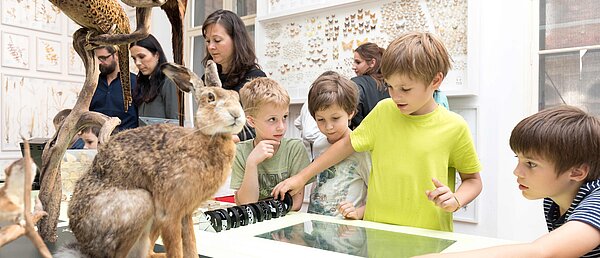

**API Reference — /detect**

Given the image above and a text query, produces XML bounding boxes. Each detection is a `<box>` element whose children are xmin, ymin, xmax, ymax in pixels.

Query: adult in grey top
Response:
<box><xmin>130</xmin><ymin>34</ymin><xmax>179</xmax><ymax>120</ymax></box>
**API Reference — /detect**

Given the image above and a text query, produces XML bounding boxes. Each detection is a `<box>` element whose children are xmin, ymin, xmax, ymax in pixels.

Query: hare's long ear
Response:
<box><xmin>204</xmin><ymin>60</ymin><xmax>222</xmax><ymax>88</ymax></box>
<box><xmin>161</xmin><ymin>62</ymin><xmax>204</xmax><ymax>94</ymax></box>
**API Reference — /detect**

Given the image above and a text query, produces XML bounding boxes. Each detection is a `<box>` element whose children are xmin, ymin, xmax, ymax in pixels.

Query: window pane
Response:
<box><xmin>539</xmin><ymin>0</ymin><xmax>600</xmax><ymax>50</ymax></box>
<box><xmin>236</xmin><ymin>0</ymin><xmax>257</xmax><ymax>17</ymax></box>
<box><xmin>246</xmin><ymin>25</ymin><xmax>255</xmax><ymax>42</ymax></box>
<box><xmin>192</xmin><ymin>36</ymin><xmax>206</xmax><ymax>76</ymax></box>
<box><xmin>194</xmin><ymin>0</ymin><xmax>223</xmax><ymax>27</ymax></box>
<box><xmin>539</xmin><ymin>50</ymin><xmax>600</xmax><ymax>115</ymax></box>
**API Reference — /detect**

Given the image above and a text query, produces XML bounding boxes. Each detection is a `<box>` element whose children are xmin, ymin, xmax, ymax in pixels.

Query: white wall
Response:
<box><xmin>470</xmin><ymin>0</ymin><xmax>546</xmax><ymax>241</ymax></box>
<box><xmin>152</xmin><ymin>11</ymin><xmax>175</xmax><ymax>62</ymax></box>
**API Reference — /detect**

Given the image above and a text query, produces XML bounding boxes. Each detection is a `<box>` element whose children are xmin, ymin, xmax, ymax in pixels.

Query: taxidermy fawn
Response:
<box><xmin>58</xmin><ymin>61</ymin><xmax>245</xmax><ymax>257</ymax></box>
<box><xmin>0</xmin><ymin>158</ymin><xmax>36</xmax><ymax>225</ymax></box>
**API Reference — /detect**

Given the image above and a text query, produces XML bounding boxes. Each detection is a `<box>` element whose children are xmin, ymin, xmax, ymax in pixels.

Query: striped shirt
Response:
<box><xmin>544</xmin><ymin>179</ymin><xmax>600</xmax><ymax>257</ymax></box>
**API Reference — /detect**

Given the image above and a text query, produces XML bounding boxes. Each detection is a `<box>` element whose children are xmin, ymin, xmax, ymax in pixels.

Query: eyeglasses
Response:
<box><xmin>97</xmin><ymin>53</ymin><xmax>114</xmax><ymax>62</ymax></box>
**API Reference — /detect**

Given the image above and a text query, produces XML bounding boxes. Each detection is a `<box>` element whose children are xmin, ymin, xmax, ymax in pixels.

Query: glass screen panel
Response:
<box><xmin>256</xmin><ymin>220</ymin><xmax>456</xmax><ymax>257</ymax></box>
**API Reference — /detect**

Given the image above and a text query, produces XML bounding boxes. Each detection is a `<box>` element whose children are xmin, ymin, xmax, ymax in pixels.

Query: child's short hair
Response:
<box><xmin>81</xmin><ymin>126</ymin><xmax>100</xmax><ymax>137</ymax></box>
<box><xmin>239</xmin><ymin>77</ymin><xmax>290</xmax><ymax>116</ymax></box>
<box><xmin>510</xmin><ymin>105</ymin><xmax>600</xmax><ymax>180</ymax></box>
<box><xmin>381</xmin><ymin>31</ymin><xmax>452</xmax><ymax>85</ymax></box>
<box><xmin>307</xmin><ymin>71</ymin><xmax>359</xmax><ymax>118</ymax></box>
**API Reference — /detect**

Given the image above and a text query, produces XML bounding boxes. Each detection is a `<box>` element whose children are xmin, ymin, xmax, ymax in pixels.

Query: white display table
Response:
<box><xmin>188</xmin><ymin>210</ymin><xmax>515</xmax><ymax>258</ymax></box>
<box><xmin>9</xmin><ymin>194</ymin><xmax>515</xmax><ymax>257</ymax></box>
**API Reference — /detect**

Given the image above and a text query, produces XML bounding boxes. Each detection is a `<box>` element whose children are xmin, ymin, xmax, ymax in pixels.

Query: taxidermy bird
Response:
<box><xmin>47</xmin><ymin>0</ymin><xmax>148</xmax><ymax>112</ymax></box>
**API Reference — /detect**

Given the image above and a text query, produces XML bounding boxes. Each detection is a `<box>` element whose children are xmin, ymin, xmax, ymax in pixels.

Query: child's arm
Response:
<box><xmin>271</xmin><ymin>134</ymin><xmax>356</xmax><ymax>199</ymax></box>
<box><xmin>415</xmin><ymin>220</ymin><xmax>600</xmax><ymax>257</ymax></box>
<box><xmin>291</xmin><ymin>190</ymin><xmax>304</xmax><ymax>211</ymax></box>
<box><xmin>235</xmin><ymin>140</ymin><xmax>280</xmax><ymax>205</ymax></box>
<box><xmin>338</xmin><ymin>201</ymin><xmax>365</xmax><ymax>220</ymax></box>
<box><xmin>426</xmin><ymin>172</ymin><xmax>482</xmax><ymax>212</ymax></box>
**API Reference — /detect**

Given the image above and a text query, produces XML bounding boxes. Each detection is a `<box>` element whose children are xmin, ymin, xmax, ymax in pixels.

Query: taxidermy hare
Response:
<box><xmin>60</xmin><ymin>61</ymin><xmax>245</xmax><ymax>258</ymax></box>
<box><xmin>0</xmin><ymin>158</ymin><xmax>35</xmax><ymax>225</ymax></box>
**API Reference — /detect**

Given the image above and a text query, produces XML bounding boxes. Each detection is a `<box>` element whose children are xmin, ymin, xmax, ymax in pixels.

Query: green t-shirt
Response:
<box><xmin>231</xmin><ymin>138</ymin><xmax>311</xmax><ymax>200</ymax></box>
<box><xmin>351</xmin><ymin>99</ymin><xmax>481</xmax><ymax>231</ymax></box>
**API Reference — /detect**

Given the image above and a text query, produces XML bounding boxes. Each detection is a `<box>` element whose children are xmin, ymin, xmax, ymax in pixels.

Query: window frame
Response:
<box><xmin>535</xmin><ymin>0</ymin><xmax>600</xmax><ymax>112</ymax></box>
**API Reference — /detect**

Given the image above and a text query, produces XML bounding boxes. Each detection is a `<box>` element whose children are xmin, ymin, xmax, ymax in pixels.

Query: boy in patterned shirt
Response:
<box><xmin>418</xmin><ymin>105</ymin><xmax>600</xmax><ymax>257</ymax></box>
<box><xmin>305</xmin><ymin>71</ymin><xmax>370</xmax><ymax>219</ymax></box>
<box><xmin>231</xmin><ymin>77</ymin><xmax>310</xmax><ymax>211</ymax></box>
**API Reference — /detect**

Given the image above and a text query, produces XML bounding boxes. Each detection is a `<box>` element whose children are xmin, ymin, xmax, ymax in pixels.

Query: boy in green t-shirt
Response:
<box><xmin>273</xmin><ymin>32</ymin><xmax>482</xmax><ymax>231</ymax></box>
<box><xmin>231</xmin><ymin>77</ymin><xmax>310</xmax><ymax>211</ymax></box>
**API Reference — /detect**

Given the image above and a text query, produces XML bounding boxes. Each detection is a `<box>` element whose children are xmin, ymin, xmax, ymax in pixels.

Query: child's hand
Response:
<box><xmin>338</xmin><ymin>201</ymin><xmax>360</xmax><ymax>220</ymax></box>
<box><xmin>425</xmin><ymin>178</ymin><xmax>460</xmax><ymax>212</ymax></box>
<box><xmin>247</xmin><ymin>139</ymin><xmax>280</xmax><ymax>165</ymax></box>
<box><xmin>271</xmin><ymin>175</ymin><xmax>304</xmax><ymax>200</ymax></box>
<box><xmin>336</xmin><ymin>224</ymin><xmax>358</xmax><ymax>238</ymax></box>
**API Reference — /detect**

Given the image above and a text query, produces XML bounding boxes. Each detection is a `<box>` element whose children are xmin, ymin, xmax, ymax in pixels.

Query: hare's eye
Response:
<box><xmin>207</xmin><ymin>92</ymin><xmax>216</xmax><ymax>102</ymax></box>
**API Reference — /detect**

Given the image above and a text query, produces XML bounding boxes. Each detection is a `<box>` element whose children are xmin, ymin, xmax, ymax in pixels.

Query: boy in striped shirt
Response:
<box><xmin>418</xmin><ymin>105</ymin><xmax>600</xmax><ymax>257</ymax></box>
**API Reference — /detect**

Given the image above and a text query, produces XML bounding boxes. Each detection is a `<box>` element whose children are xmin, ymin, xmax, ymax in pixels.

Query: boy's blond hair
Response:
<box><xmin>510</xmin><ymin>105</ymin><xmax>600</xmax><ymax>180</ymax></box>
<box><xmin>239</xmin><ymin>77</ymin><xmax>290</xmax><ymax>116</ymax></box>
<box><xmin>381</xmin><ymin>31</ymin><xmax>452</xmax><ymax>85</ymax></box>
<box><xmin>307</xmin><ymin>71</ymin><xmax>359</xmax><ymax>118</ymax></box>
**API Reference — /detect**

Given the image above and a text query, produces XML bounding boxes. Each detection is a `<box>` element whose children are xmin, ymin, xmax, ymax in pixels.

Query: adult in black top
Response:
<box><xmin>350</xmin><ymin>42</ymin><xmax>389</xmax><ymax>130</ymax></box>
<box><xmin>202</xmin><ymin>9</ymin><xmax>266</xmax><ymax>142</ymax></box>
<box><xmin>217</xmin><ymin>67</ymin><xmax>266</xmax><ymax>93</ymax></box>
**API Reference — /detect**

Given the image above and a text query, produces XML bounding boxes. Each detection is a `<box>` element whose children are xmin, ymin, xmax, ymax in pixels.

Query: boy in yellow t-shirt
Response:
<box><xmin>273</xmin><ymin>31</ymin><xmax>482</xmax><ymax>231</ymax></box>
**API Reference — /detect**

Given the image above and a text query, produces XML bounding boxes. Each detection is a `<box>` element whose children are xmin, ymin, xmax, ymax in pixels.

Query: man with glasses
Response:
<box><xmin>91</xmin><ymin>45</ymin><xmax>139</xmax><ymax>132</ymax></box>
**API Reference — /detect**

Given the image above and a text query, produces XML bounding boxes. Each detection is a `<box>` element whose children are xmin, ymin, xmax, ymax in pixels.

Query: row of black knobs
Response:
<box><xmin>203</xmin><ymin>193</ymin><xmax>293</xmax><ymax>232</ymax></box>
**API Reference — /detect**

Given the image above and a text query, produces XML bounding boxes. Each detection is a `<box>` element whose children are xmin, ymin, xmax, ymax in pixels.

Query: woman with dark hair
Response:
<box><xmin>130</xmin><ymin>34</ymin><xmax>179</xmax><ymax>120</ymax></box>
<box><xmin>350</xmin><ymin>42</ymin><xmax>390</xmax><ymax>130</ymax></box>
<box><xmin>202</xmin><ymin>9</ymin><xmax>266</xmax><ymax>141</ymax></box>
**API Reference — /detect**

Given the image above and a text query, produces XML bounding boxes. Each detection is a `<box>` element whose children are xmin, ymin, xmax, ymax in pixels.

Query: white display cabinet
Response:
<box><xmin>255</xmin><ymin>0</ymin><xmax>481</xmax><ymax>103</ymax></box>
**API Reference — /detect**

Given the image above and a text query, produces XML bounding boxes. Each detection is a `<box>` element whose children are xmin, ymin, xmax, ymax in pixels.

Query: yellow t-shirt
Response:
<box><xmin>350</xmin><ymin>99</ymin><xmax>481</xmax><ymax>231</ymax></box>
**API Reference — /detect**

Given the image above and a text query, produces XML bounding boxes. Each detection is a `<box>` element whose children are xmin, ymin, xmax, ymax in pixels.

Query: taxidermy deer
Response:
<box><xmin>0</xmin><ymin>154</ymin><xmax>52</xmax><ymax>257</ymax></box>
<box><xmin>0</xmin><ymin>158</ymin><xmax>36</xmax><ymax>225</ymax></box>
<box><xmin>57</xmin><ymin>60</ymin><xmax>245</xmax><ymax>258</ymax></box>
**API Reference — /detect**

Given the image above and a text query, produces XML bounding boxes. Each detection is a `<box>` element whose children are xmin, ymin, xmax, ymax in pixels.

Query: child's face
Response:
<box><xmin>314</xmin><ymin>104</ymin><xmax>352</xmax><ymax>144</ymax></box>
<box><xmin>385</xmin><ymin>73</ymin><xmax>440</xmax><ymax>115</ymax></box>
<box><xmin>80</xmin><ymin>131</ymin><xmax>98</xmax><ymax>149</ymax></box>
<box><xmin>248</xmin><ymin>102</ymin><xmax>289</xmax><ymax>142</ymax></box>
<box><xmin>513</xmin><ymin>152</ymin><xmax>573</xmax><ymax>200</ymax></box>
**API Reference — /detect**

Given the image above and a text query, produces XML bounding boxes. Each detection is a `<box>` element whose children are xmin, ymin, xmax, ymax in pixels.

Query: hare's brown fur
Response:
<box><xmin>66</xmin><ymin>62</ymin><xmax>244</xmax><ymax>258</ymax></box>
